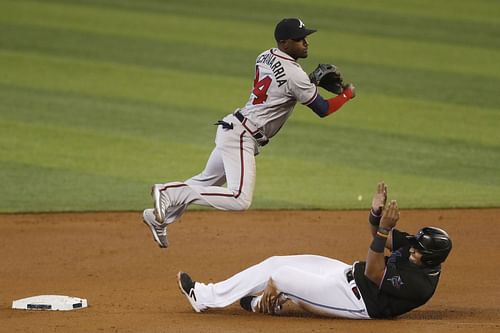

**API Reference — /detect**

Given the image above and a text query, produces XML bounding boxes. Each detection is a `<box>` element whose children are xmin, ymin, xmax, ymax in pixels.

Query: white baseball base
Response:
<box><xmin>12</xmin><ymin>295</ymin><xmax>88</xmax><ymax>311</ymax></box>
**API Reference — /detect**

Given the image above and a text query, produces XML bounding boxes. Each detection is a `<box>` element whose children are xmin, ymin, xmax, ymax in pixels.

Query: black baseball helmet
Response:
<box><xmin>408</xmin><ymin>227</ymin><xmax>452</xmax><ymax>267</ymax></box>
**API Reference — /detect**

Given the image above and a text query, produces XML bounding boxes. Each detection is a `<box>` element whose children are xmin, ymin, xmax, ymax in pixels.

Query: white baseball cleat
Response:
<box><xmin>151</xmin><ymin>184</ymin><xmax>169</xmax><ymax>224</ymax></box>
<box><xmin>177</xmin><ymin>272</ymin><xmax>206</xmax><ymax>313</ymax></box>
<box><xmin>142</xmin><ymin>209</ymin><xmax>168</xmax><ymax>248</ymax></box>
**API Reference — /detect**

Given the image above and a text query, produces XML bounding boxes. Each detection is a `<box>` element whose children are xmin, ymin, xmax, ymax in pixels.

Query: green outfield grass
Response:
<box><xmin>1</xmin><ymin>0</ymin><xmax>499</xmax><ymax>212</ymax></box>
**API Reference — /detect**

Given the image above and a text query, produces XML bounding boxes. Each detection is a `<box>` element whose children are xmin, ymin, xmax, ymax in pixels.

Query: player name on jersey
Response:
<box><xmin>256</xmin><ymin>53</ymin><xmax>287</xmax><ymax>87</ymax></box>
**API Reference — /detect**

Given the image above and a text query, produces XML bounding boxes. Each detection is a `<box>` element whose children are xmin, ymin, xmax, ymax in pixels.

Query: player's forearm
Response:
<box><xmin>365</xmin><ymin>249</ymin><xmax>386</xmax><ymax>286</ymax></box>
<box><xmin>364</xmin><ymin>228</ymin><xmax>391</xmax><ymax>286</ymax></box>
<box><xmin>368</xmin><ymin>210</ymin><xmax>393</xmax><ymax>250</ymax></box>
<box><xmin>324</xmin><ymin>87</ymin><xmax>355</xmax><ymax>116</ymax></box>
<box><xmin>307</xmin><ymin>86</ymin><xmax>355</xmax><ymax>118</ymax></box>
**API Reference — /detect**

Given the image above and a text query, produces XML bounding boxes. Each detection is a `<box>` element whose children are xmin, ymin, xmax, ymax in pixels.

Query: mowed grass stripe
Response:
<box><xmin>2</xmin><ymin>39</ymin><xmax>498</xmax><ymax>112</ymax></box>
<box><xmin>3</xmin><ymin>1</ymin><xmax>499</xmax><ymax>78</ymax></box>
<box><xmin>3</xmin><ymin>2</ymin><xmax>498</xmax><ymax>109</ymax></box>
<box><xmin>254</xmin><ymin>155</ymin><xmax>500</xmax><ymax>209</ymax></box>
<box><xmin>37</xmin><ymin>0</ymin><xmax>500</xmax><ymax>25</ymax></box>
<box><xmin>4</xmin><ymin>0</ymin><xmax>499</xmax><ymax>61</ymax></box>
<box><xmin>304</xmin><ymin>94</ymin><xmax>500</xmax><ymax>148</ymax></box>
<box><xmin>338</xmin><ymin>61</ymin><xmax>500</xmax><ymax>109</ymax></box>
<box><xmin>310</xmin><ymin>3</ymin><xmax>500</xmax><ymax>51</ymax></box>
<box><xmin>311</xmin><ymin>32</ymin><xmax>500</xmax><ymax>80</ymax></box>
<box><xmin>0</xmin><ymin>22</ymin><xmax>255</xmax><ymax>78</ymax></box>
<box><xmin>0</xmin><ymin>50</ymin><xmax>249</xmax><ymax>112</ymax></box>
<box><xmin>3</xmin><ymin>83</ymin><xmax>499</xmax><ymax>149</ymax></box>
<box><xmin>267</xmin><ymin>120</ymin><xmax>500</xmax><ymax>187</ymax></box>
<box><xmin>323</xmin><ymin>0</ymin><xmax>500</xmax><ymax>24</ymax></box>
<box><xmin>0</xmin><ymin>160</ymin><xmax>149</xmax><ymax>212</ymax></box>
<box><xmin>3</xmin><ymin>85</ymin><xmax>499</xmax><ymax>188</ymax></box>
<box><xmin>1</xmin><ymin>1</ymin><xmax>271</xmax><ymax>50</ymax></box>
<box><xmin>3</xmin><ymin>21</ymin><xmax>499</xmax><ymax>81</ymax></box>
<box><xmin>0</xmin><ymin>84</ymin><xmax>218</xmax><ymax>146</ymax></box>
<box><xmin>31</xmin><ymin>0</ymin><xmax>500</xmax><ymax>51</ymax></box>
<box><xmin>0</xmin><ymin>119</ymin><xmax>209</xmax><ymax>182</ymax></box>
<box><xmin>3</xmin><ymin>85</ymin><xmax>497</xmax><ymax>208</ymax></box>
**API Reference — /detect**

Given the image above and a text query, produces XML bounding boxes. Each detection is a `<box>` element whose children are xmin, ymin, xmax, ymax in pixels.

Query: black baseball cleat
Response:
<box><xmin>240</xmin><ymin>294</ymin><xmax>284</xmax><ymax>314</ymax></box>
<box><xmin>177</xmin><ymin>272</ymin><xmax>204</xmax><ymax>313</ymax></box>
<box><xmin>240</xmin><ymin>295</ymin><xmax>257</xmax><ymax>312</ymax></box>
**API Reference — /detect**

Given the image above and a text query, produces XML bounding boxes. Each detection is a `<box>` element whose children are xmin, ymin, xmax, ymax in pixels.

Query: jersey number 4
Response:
<box><xmin>252</xmin><ymin>66</ymin><xmax>272</xmax><ymax>105</ymax></box>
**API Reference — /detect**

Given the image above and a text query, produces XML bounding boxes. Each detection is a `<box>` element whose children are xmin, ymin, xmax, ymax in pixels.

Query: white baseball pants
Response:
<box><xmin>192</xmin><ymin>255</ymin><xmax>371</xmax><ymax>319</ymax></box>
<box><xmin>157</xmin><ymin>114</ymin><xmax>257</xmax><ymax>224</ymax></box>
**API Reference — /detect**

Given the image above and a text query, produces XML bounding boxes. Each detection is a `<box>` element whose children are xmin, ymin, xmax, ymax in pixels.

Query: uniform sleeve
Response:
<box><xmin>391</xmin><ymin>229</ymin><xmax>411</xmax><ymax>250</ymax></box>
<box><xmin>287</xmin><ymin>68</ymin><xmax>317</xmax><ymax>105</ymax></box>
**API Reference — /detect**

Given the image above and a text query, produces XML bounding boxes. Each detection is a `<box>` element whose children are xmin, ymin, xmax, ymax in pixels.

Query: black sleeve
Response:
<box><xmin>391</xmin><ymin>229</ymin><xmax>411</xmax><ymax>250</ymax></box>
<box><xmin>306</xmin><ymin>94</ymin><xmax>329</xmax><ymax>117</ymax></box>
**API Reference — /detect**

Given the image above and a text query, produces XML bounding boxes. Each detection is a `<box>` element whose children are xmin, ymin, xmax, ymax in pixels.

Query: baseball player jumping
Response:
<box><xmin>176</xmin><ymin>182</ymin><xmax>453</xmax><ymax>319</ymax></box>
<box><xmin>143</xmin><ymin>18</ymin><xmax>356</xmax><ymax>248</ymax></box>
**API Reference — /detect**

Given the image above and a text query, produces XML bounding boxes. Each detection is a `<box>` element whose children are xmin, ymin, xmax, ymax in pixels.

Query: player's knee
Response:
<box><xmin>233</xmin><ymin>196</ymin><xmax>252</xmax><ymax>211</ymax></box>
<box><xmin>240</xmin><ymin>199</ymin><xmax>252</xmax><ymax>210</ymax></box>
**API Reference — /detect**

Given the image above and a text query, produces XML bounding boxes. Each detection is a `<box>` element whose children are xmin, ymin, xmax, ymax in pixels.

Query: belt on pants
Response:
<box><xmin>346</xmin><ymin>269</ymin><xmax>361</xmax><ymax>300</ymax></box>
<box><xmin>234</xmin><ymin>111</ymin><xmax>269</xmax><ymax>146</ymax></box>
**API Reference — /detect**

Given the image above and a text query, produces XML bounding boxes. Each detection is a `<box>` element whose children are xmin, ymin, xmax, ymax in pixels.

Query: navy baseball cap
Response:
<box><xmin>274</xmin><ymin>18</ymin><xmax>317</xmax><ymax>41</ymax></box>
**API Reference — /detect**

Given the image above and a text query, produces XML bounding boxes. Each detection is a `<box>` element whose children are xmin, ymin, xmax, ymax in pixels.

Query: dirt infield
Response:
<box><xmin>1</xmin><ymin>209</ymin><xmax>499</xmax><ymax>332</ymax></box>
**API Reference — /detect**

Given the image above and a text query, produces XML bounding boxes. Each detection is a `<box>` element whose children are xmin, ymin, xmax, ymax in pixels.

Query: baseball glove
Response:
<box><xmin>309</xmin><ymin>63</ymin><xmax>344</xmax><ymax>94</ymax></box>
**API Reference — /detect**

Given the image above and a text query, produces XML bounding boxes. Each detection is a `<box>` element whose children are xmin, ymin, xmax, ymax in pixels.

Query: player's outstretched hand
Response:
<box><xmin>371</xmin><ymin>182</ymin><xmax>387</xmax><ymax>215</ymax></box>
<box><xmin>380</xmin><ymin>200</ymin><xmax>400</xmax><ymax>230</ymax></box>
<box><xmin>343</xmin><ymin>83</ymin><xmax>356</xmax><ymax>99</ymax></box>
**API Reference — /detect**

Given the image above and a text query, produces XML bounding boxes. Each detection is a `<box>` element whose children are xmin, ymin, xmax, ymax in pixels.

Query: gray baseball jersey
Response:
<box><xmin>238</xmin><ymin>48</ymin><xmax>318</xmax><ymax>139</ymax></box>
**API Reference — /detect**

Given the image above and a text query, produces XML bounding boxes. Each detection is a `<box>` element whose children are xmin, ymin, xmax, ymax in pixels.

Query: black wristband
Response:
<box><xmin>370</xmin><ymin>235</ymin><xmax>386</xmax><ymax>253</ymax></box>
<box><xmin>378</xmin><ymin>226</ymin><xmax>392</xmax><ymax>234</ymax></box>
<box><xmin>369</xmin><ymin>209</ymin><xmax>382</xmax><ymax>227</ymax></box>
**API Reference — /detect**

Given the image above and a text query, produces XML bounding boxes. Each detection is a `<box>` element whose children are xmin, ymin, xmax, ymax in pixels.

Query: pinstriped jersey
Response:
<box><xmin>238</xmin><ymin>48</ymin><xmax>317</xmax><ymax>139</ymax></box>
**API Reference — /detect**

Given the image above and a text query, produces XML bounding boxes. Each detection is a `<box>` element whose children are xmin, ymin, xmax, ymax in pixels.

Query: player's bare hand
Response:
<box><xmin>343</xmin><ymin>83</ymin><xmax>356</xmax><ymax>99</ymax></box>
<box><xmin>380</xmin><ymin>200</ymin><xmax>399</xmax><ymax>229</ymax></box>
<box><xmin>371</xmin><ymin>182</ymin><xmax>387</xmax><ymax>215</ymax></box>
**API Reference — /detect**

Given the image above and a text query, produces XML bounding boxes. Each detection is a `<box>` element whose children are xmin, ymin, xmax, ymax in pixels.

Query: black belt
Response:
<box><xmin>234</xmin><ymin>111</ymin><xmax>269</xmax><ymax>146</ymax></box>
<box><xmin>234</xmin><ymin>110</ymin><xmax>246</xmax><ymax>123</ymax></box>
<box><xmin>346</xmin><ymin>269</ymin><xmax>361</xmax><ymax>300</ymax></box>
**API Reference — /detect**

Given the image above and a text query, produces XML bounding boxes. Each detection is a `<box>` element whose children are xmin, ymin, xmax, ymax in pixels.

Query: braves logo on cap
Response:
<box><xmin>274</xmin><ymin>18</ymin><xmax>317</xmax><ymax>42</ymax></box>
